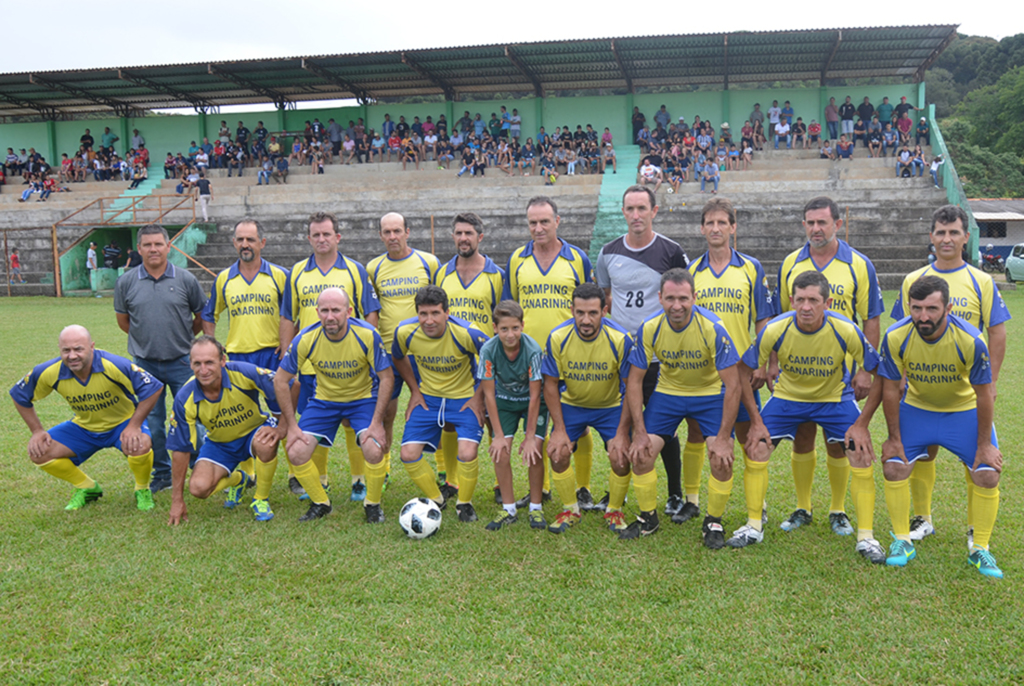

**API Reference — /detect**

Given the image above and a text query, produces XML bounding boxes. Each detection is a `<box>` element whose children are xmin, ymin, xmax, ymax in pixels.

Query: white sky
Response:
<box><xmin>0</xmin><ymin>1</ymin><xmax>1017</xmax><ymax>74</ymax></box>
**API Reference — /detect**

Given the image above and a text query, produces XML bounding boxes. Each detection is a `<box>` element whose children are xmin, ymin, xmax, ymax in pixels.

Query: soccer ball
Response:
<box><xmin>399</xmin><ymin>498</ymin><xmax>442</xmax><ymax>539</ymax></box>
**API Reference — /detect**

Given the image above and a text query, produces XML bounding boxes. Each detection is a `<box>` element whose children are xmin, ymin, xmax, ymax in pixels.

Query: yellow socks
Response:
<box><xmin>607</xmin><ymin>470</ymin><xmax>631</xmax><ymax>511</ymax></box>
<box><xmin>744</xmin><ymin>457</ymin><xmax>768</xmax><ymax>530</ymax></box>
<box><xmin>456</xmin><ymin>456</ymin><xmax>479</xmax><ymax>504</ymax></box>
<box><xmin>254</xmin><ymin>457</ymin><xmax>277</xmax><ymax>501</ymax></box>
<box><xmin>849</xmin><ymin>466</ymin><xmax>875</xmax><ymax>541</ymax></box>
<box><xmin>972</xmin><ymin>485</ymin><xmax>999</xmax><ymax>550</ymax></box>
<box><xmin>311</xmin><ymin>445</ymin><xmax>329</xmax><ymax>486</ymax></box>
<box><xmin>682</xmin><ymin>441</ymin><xmax>704</xmax><ymax>505</ymax></box>
<box><xmin>38</xmin><ymin>458</ymin><xmax>94</xmax><ymax>489</ymax></box>
<box><xmin>542</xmin><ymin>438</ymin><xmax>551</xmax><ymax>492</ymax></box>
<box><xmin>827</xmin><ymin>455</ymin><xmax>850</xmax><ymax>513</ymax></box>
<box><xmin>238</xmin><ymin>456</ymin><xmax>255</xmax><ymax>480</ymax></box>
<box><xmin>964</xmin><ymin>464</ymin><xmax>975</xmax><ymax>529</ymax></box>
<box><xmin>365</xmin><ymin>459</ymin><xmax>388</xmax><ymax>505</ymax></box>
<box><xmin>574</xmin><ymin>431</ymin><xmax>593</xmax><ymax>490</ymax></box>
<box><xmin>214</xmin><ymin>469</ymin><xmax>243</xmax><ymax>493</ymax></box>
<box><xmin>791</xmin><ymin>450</ymin><xmax>816</xmax><ymax>512</ymax></box>
<box><xmin>344</xmin><ymin>426</ymin><xmax>365</xmax><ymax>483</ymax></box>
<box><xmin>909</xmin><ymin>459</ymin><xmax>936</xmax><ymax>520</ymax></box>
<box><xmin>292</xmin><ymin>460</ymin><xmax>329</xmax><ymax>504</ymax></box>
<box><xmin>126</xmin><ymin>450</ymin><xmax>154</xmax><ymax>490</ymax></box>
<box><xmin>551</xmin><ymin>464</ymin><xmax>578</xmax><ymax>511</ymax></box>
<box><xmin>403</xmin><ymin>456</ymin><xmax>442</xmax><ymax>502</ymax></box>
<box><xmin>708</xmin><ymin>475</ymin><xmax>733</xmax><ymax>519</ymax></box>
<box><xmin>633</xmin><ymin>470</ymin><xmax>658</xmax><ymax>512</ymax></box>
<box><xmin>885</xmin><ymin>477</ymin><xmax>911</xmax><ymax>540</ymax></box>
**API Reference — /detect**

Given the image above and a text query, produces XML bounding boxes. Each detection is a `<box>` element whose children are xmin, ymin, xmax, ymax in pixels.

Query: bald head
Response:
<box><xmin>317</xmin><ymin>288</ymin><xmax>352</xmax><ymax>337</ymax></box>
<box><xmin>58</xmin><ymin>325</ymin><xmax>95</xmax><ymax>375</ymax></box>
<box><xmin>317</xmin><ymin>287</ymin><xmax>350</xmax><ymax>310</ymax></box>
<box><xmin>59</xmin><ymin>325</ymin><xmax>93</xmax><ymax>347</ymax></box>
<box><xmin>380</xmin><ymin>212</ymin><xmax>410</xmax><ymax>257</ymax></box>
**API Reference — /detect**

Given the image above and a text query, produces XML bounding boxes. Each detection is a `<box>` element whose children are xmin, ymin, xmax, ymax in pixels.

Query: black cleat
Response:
<box><xmin>494</xmin><ymin>485</ymin><xmax>502</xmax><ymax>504</ymax></box>
<box><xmin>619</xmin><ymin>510</ymin><xmax>660</xmax><ymax>540</ymax></box>
<box><xmin>288</xmin><ymin>476</ymin><xmax>306</xmax><ymax>496</ymax></box>
<box><xmin>364</xmin><ymin>503</ymin><xmax>385</xmax><ymax>524</ymax></box>
<box><xmin>439</xmin><ymin>482</ymin><xmax>459</xmax><ymax>502</ymax></box>
<box><xmin>576</xmin><ymin>487</ymin><xmax>598</xmax><ymax>511</ymax></box>
<box><xmin>671</xmin><ymin>501</ymin><xmax>700</xmax><ymax>524</ymax></box>
<box><xmin>664</xmin><ymin>494</ymin><xmax>685</xmax><ymax>516</ymax></box>
<box><xmin>298</xmin><ymin>501</ymin><xmax>333</xmax><ymax>521</ymax></box>
<box><xmin>702</xmin><ymin>515</ymin><xmax>726</xmax><ymax>549</ymax></box>
<box><xmin>456</xmin><ymin>502</ymin><xmax>478</xmax><ymax>523</ymax></box>
<box><xmin>514</xmin><ymin>492</ymin><xmax>532</xmax><ymax>509</ymax></box>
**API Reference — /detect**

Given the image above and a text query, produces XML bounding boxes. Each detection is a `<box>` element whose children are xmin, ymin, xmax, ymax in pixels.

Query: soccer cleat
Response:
<box><xmin>439</xmin><ymin>481</ymin><xmax>459</xmax><ymax>502</ymax></box>
<box><xmin>968</xmin><ymin>548</ymin><xmax>1004</xmax><ymax>579</ymax></box>
<box><xmin>967</xmin><ymin>527</ymin><xmax>975</xmax><ymax>551</ymax></box>
<box><xmin>288</xmin><ymin>476</ymin><xmax>306</xmax><ymax>497</ymax></box>
<box><xmin>576</xmin><ymin>487</ymin><xmax>597</xmax><ymax>511</ymax></box>
<box><xmin>250</xmin><ymin>498</ymin><xmax>274</xmax><ymax>522</ymax></box>
<box><xmin>436</xmin><ymin>470</ymin><xmax>447</xmax><ymax>486</ymax></box>
<box><xmin>134</xmin><ymin>488</ymin><xmax>155</xmax><ymax>512</ymax></box>
<box><xmin>671</xmin><ymin>501</ymin><xmax>700</xmax><ymax>524</ymax></box>
<box><xmin>381</xmin><ymin>472</ymin><xmax>390</xmax><ymax>493</ymax></box>
<box><xmin>455</xmin><ymin>502</ymin><xmax>478</xmax><ymax>523</ymax></box>
<box><xmin>494</xmin><ymin>485</ymin><xmax>503</xmax><ymax>504</ymax></box>
<box><xmin>603</xmin><ymin>510</ymin><xmax>628</xmax><ymax>532</ymax></box>
<box><xmin>726</xmin><ymin>524</ymin><xmax>764</xmax><ymax>548</ymax></box>
<box><xmin>702</xmin><ymin>515</ymin><xmax>726</xmax><ymax>550</ymax></box>
<box><xmin>886</xmin><ymin>537</ymin><xmax>917</xmax><ymax>567</ymax></box>
<box><xmin>619</xmin><ymin>511</ymin><xmax>660</xmax><ymax>539</ymax></box>
<box><xmin>299</xmin><ymin>482</ymin><xmax>331</xmax><ymax>502</ymax></box>
<box><xmin>909</xmin><ymin>516</ymin><xmax>935</xmax><ymax>541</ymax></box>
<box><xmin>364</xmin><ymin>503</ymin><xmax>385</xmax><ymax>524</ymax></box>
<box><xmin>528</xmin><ymin>510</ymin><xmax>547</xmax><ymax>530</ymax></box>
<box><xmin>298</xmin><ymin>502</ymin><xmax>333</xmax><ymax>522</ymax></box>
<box><xmin>65</xmin><ymin>483</ymin><xmax>104</xmax><ymax>511</ymax></box>
<box><xmin>856</xmin><ymin>537</ymin><xmax>886</xmax><ymax>564</ymax></box>
<box><xmin>548</xmin><ymin>509</ymin><xmax>581</xmax><ymax>534</ymax></box>
<box><xmin>149</xmin><ymin>477</ymin><xmax>172</xmax><ymax>494</ymax></box>
<box><xmin>514</xmin><ymin>493</ymin><xmax>532</xmax><ymax>509</ymax></box>
<box><xmin>762</xmin><ymin>504</ymin><xmax>769</xmax><ymax>526</ymax></box>
<box><xmin>485</xmin><ymin>510</ymin><xmax>517</xmax><ymax>531</ymax></box>
<box><xmin>224</xmin><ymin>472</ymin><xmax>252</xmax><ymax>509</ymax></box>
<box><xmin>594</xmin><ymin>491</ymin><xmax>609</xmax><ymax>511</ymax></box>
<box><xmin>830</xmin><ymin>512</ymin><xmax>854</xmax><ymax>536</ymax></box>
<box><xmin>350</xmin><ymin>481</ymin><xmax>367</xmax><ymax>502</ymax></box>
<box><xmin>780</xmin><ymin>508</ymin><xmax>813</xmax><ymax>531</ymax></box>
<box><xmin>542</xmin><ymin>490</ymin><xmax>552</xmax><ymax>503</ymax></box>
<box><xmin>664</xmin><ymin>494</ymin><xmax>684</xmax><ymax>516</ymax></box>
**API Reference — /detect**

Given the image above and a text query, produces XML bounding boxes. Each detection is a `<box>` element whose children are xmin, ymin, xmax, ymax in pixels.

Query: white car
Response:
<box><xmin>1005</xmin><ymin>243</ymin><xmax>1024</xmax><ymax>283</ymax></box>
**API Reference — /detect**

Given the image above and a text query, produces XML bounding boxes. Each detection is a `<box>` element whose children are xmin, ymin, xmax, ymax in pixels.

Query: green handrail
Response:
<box><xmin>928</xmin><ymin>104</ymin><xmax>980</xmax><ymax>265</ymax></box>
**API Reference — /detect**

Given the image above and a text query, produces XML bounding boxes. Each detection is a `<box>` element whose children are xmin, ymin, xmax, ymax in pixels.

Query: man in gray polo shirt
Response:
<box><xmin>595</xmin><ymin>185</ymin><xmax>689</xmax><ymax>517</ymax></box>
<box><xmin>114</xmin><ymin>224</ymin><xmax>206</xmax><ymax>493</ymax></box>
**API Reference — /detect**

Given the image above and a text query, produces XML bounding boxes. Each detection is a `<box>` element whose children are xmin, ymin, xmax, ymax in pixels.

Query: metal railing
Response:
<box><xmin>928</xmin><ymin>104</ymin><xmax>980</xmax><ymax>265</ymax></box>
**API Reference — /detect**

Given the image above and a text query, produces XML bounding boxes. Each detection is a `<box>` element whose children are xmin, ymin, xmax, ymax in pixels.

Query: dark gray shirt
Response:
<box><xmin>114</xmin><ymin>263</ymin><xmax>205</xmax><ymax>360</ymax></box>
<box><xmin>596</xmin><ymin>233</ymin><xmax>688</xmax><ymax>332</ymax></box>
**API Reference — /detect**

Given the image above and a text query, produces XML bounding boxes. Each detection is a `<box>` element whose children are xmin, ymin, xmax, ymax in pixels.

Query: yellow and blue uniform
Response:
<box><xmin>201</xmin><ymin>258</ymin><xmax>289</xmax><ymax>370</ymax></box>
<box><xmin>279</xmin><ymin>319</ymin><xmax>391</xmax><ymax>445</ymax></box>
<box><xmin>167</xmin><ymin>362</ymin><xmax>280</xmax><ymax>471</ymax></box>
<box><xmin>878</xmin><ymin>314</ymin><xmax>996</xmax><ymax>468</ymax></box>
<box><xmin>10</xmin><ymin>350</ymin><xmax>161</xmax><ymax>464</ymax></box>
<box><xmin>743</xmin><ymin>311</ymin><xmax>880</xmax><ymax>441</ymax></box>
<box><xmin>890</xmin><ymin>263</ymin><xmax>1011</xmax><ymax>335</ymax></box>
<box><xmin>434</xmin><ymin>255</ymin><xmax>506</xmax><ymax>336</ymax></box>
<box><xmin>393</xmin><ymin>316</ymin><xmax>489</xmax><ymax>450</ymax></box>
<box><xmin>631</xmin><ymin>306</ymin><xmax>739</xmax><ymax>437</ymax></box>
<box><xmin>541</xmin><ymin>317</ymin><xmax>633</xmax><ymax>443</ymax></box>
<box><xmin>691</xmin><ymin>249</ymin><xmax>777</xmax><ymax>353</ymax></box>
<box><xmin>367</xmin><ymin>249</ymin><xmax>440</xmax><ymax>347</ymax></box>
<box><xmin>505</xmin><ymin>239</ymin><xmax>592</xmax><ymax>347</ymax></box>
<box><xmin>776</xmin><ymin>240</ymin><xmax>884</xmax><ymax>324</ymax></box>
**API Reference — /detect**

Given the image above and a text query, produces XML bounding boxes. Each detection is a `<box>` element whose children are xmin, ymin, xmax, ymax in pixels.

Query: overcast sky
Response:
<box><xmin>0</xmin><ymin>1</ymin><xmax>1017</xmax><ymax>74</ymax></box>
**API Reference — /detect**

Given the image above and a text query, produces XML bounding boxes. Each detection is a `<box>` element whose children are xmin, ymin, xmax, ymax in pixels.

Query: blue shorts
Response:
<box><xmin>643</xmin><ymin>391</ymin><xmax>727</xmax><ymax>439</ymax></box>
<box><xmin>296</xmin><ymin>373</ymin><xmax>317</xmax><ymax>414</ymax></box>
<box><xmin>402</xmin><ymin>394</ymin><xmax>483</xmax><ymax>452</ymax></box>
<box><xmin>390</xmin><ymin>376</ymin><xmax>405</xmax><ymax>401</ymax></box>
<box><xmin>298</xmin><ymin>397</ymin><xmax>377</xmax><ymax>447</ymax></box>
<box><xmin>228</xmin><ymin>347</ymin><xmax>280</xmax><ymax>371</ymax></box>
<box><xmin>736</xmin><ymin>390</ymin><xmax>762</xmax><ymax>424</ymax></box>
<box><xmin>196</xmin><ymin>418</ymin><xmax>276</xmax><ymax>473</ymax></box>
<box><xmin>49</xmin><ymin>417</ymin><xmax>152</xmax><ymax>466</ymax></box>
<box><xmin>895</xmin><ymin>403</ymin><xmax>999</xmax><ymax>471</ymax></box>
<box><xmin>760</xmin><ymin>397</ymin><xmax>861</xmax><ymax>444</ymax></box>
<box><xmin>561</xmin><ymin>404</ymin><xmax>621</xmax><ymax>444</ymax></box>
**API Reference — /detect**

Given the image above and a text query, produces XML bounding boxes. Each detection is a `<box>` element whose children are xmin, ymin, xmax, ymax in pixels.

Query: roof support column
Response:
<box><xmin>444</xmin><ymin>101</ymin><xmax>454</xmax><ymax>134</ymax></box>
<box><xmin>534</xmin><ymin>96</ymin><xmax>544</xmax><ymax>139</ymax></box>
<box><xmin>819</xmin><ymin>86</ymin><xmax>829</xmax><ymax>130</ymax></box>
<box><xmin>917</xmin><ymin>81</ymin><xmax>927</xmax><ymax>110</ymax></box>
<box><xmin>46</xmin><ymin>119</ymin><xmax>57</xmax><ymax>167</ymax></box>
<box><xmin>119</xmin><ymin>116</ymin><xmax>130</xmax><ymax>156</ymax></box>
<box><xmin>276</xmin><ymin>106</ymin><xmax>286</xmax><ymax>133</ymax></box>
<box><xmin>198</xmin><ymin>112</ymin><xmax>207</xmax><ymax>144</ymax></box>
<box><xmin>721</xmin><ymin>89</ymin><xmax>731</xmax><ymax>133</ymax></box>
<box><xmin>625</xmin><ymin>92</ymin><xmax>634</xmax><ymax>146</ymax></box>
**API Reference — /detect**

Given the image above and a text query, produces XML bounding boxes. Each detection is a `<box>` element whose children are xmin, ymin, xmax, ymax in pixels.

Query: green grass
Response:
<box><xmin>1</xmin><ymin>294</ymin><xmax>1022</xmax><ymax>684</ymax></box>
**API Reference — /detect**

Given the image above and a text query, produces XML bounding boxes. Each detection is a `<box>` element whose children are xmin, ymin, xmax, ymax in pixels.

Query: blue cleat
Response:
<box><xmin>968</xmin><ymin>548</ymin><xmax>1004</xmax><ymax>580</ymax></box>
<box><xmin>350</xmin><ymin>480</ymin><xmax>367</xmax><ymax>502</ymax></box>
<box><xmin>224</xmin><ymin>471</ymin><xmax>254</xmax><ymax>508</ymax></box>
<box><xmin>250</xmin><ymin>498</ymin><xmax>274</xmax><ymax>522</ymax></box>
<box><xmin>885</xmin><ymin>536</ymin><xmax>917</xmax><ymax>567</ymax></box>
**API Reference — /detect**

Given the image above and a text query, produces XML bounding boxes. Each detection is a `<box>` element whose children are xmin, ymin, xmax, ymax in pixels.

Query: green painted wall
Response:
<box><xmin>59</xmin><ymin>227</ymin><xmax>134</xmax><ymax>291</ymax></box>
<box><xmin>168</xmin><ymin>223</ymin><xmax>211</xmax><ymax>269</ymax></box>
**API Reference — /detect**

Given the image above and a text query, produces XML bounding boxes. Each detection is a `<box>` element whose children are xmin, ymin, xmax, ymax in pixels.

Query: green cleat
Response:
<box><xmin>65</xmin><ymin>483</ymin><xmax>104</xmax><ymax>511</ymax></box>
<box><xmin>224</xmin><ymin>472</ymin><xmax>254</xmax><ymax>509</ymax></box>
<box><xmin>548</xmin><ymin>509</ymin><xmax>581</xmax><ymax>534</ymax></box>
<box><xmin>251</xmin><ymin>498</ymin><xmax>274</xmax><ymax>522</ymax></box>
<box><xmin>885</xmin><ymin>537</ymin><xmax>917</xmax><ymax>567</ymax></box>
<box><xmin>134</xmin><ymin>488</ymin><xmax>155</xmax><ymax>511</ymax></box>
<box><xmin>968</xmin><ymin>548</ymin><xmax>1004</xmax><ymax>580</ymax></box>
<box><xmin>485</xmin><ymin>510</ymin><xmax>518</xmax><ymax>531</ymax></box>
<box><xmin>528</xmin><ymin>510</ymin><xmax>547</xmax><ymax>530</ymax></box>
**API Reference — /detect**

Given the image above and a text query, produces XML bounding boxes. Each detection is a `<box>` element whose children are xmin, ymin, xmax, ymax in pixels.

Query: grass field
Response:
<box><xmin>1</xmin><ymin>294</ymin><xmax>1022</xmax><ymax>685</ymax></box>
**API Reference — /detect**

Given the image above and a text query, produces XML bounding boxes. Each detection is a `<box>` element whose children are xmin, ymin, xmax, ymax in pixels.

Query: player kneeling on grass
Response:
<box><xmin>478</xmin><ymin>300</ymin><xmax>546</xmax><ymax>531</ymax></box>
<box><xmin>10</xmin><ymin>325</ymin><xmax>162</xmax><ymax>512</ymax></box>
<box><xmin>866</xmin><ymin>276</ymin><xmax>1004</xmax><ymax>579</ymax></box>
<box><xmin>167</xmin><ymin>336</ymin><xmax>284</xmax><ymax>524</ymax></box>
<box><xmin>274</xmin><ymin>288</ymin><xmax>392</xmax><ymax>523</ymax></box>
<box><xmin>626</xmin><ymin>268</ymin><xmax>769</xmax><ymax>548</ymax></box>
<box><xmin>393</xmin><ymin>285</ymin><xmax>489</xmax><ymax>523</ymax></box>
<box><xmin>736</xmin><ymin>270</ymin><xmax>885</xmax><ymax>563</ymax></box>
<box><xmin>543</xmin><ymin>283</ymin><xmax>637</xmax><ymax>537</ymax></box>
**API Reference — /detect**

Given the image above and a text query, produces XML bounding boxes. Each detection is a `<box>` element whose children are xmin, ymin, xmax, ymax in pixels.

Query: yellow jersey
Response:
<box><xmin>393</xmin><ymin>316</ymin><xmax>489</xmax><ymax>399</ymax></box>
<box><xmin>366</xmin><ymin>249</ymin><xmax>440</xmax><ymax>347</ymax></box>
<box><xmin>891</xmin><ymin>262</ymin><xmax>1010</xmax><ymax>335</ymax></box>
<box><xmin>542</xmin><ymin>317</ymin><xmax>633</xmax><ymax>409</ymax></box>
<box><xmin>776</xmin><ymin>240</ymin><xmax>884</xmax><ymax>324</ymax></box>
<box><xmin>283</xmin><ymin>253</ymin><xmax>380</xmax><ymax>329</ymax></box>
<box><xmin>280</xmin><ymin>319</ymin><xmax>390</xmax><ymax>403</ymax></box>
<box><xmin>202</xmin><ymin>259</ymin><xmax>288</xmax><ymax>353</ymax></box>
<box><xmin>434</xmin><ymin>255</ymin><xmax>506</xmax><ymax>336</ymax></box>
<box><xmin>690</xmin><ymin>249</ymin><xmax>777</xmax><ymax>352</ymax></box>
<box><xmin>506</xmin><ymin>239</ymin><xmax>592</xmax><ymax>346</ymax></box>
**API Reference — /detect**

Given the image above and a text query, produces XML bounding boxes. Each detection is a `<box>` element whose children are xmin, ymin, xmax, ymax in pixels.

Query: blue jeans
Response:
<box><xmin>133</xmin><ymin>354</ymin><xmax>198</xmax><ymax>482</ymax></box>
<box><xmin>774</xmin><ymin>134</ymin><xmax>791</xmax><ymax>149</ymax></box>
<box><xmin>701</xmin><ymin>175</ymin><xmax>719</xmax><ymax>192</ymax></box>
<box><xmin>827</xmin><ymin>121</ymin><xmax>838</xmax><ymax>140</ymax></box>
<box><xmin>931</xmin><ymin>169</ymin><xmax>941</xmax><ymax>187</ymax></box>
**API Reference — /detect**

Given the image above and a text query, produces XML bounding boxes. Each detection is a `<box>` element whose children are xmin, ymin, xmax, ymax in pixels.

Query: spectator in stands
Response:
<box><xmin>381</xmin><ymin>114</ymin><xmax>395</xmax><ymax>139</ymax></box>
<box><xmin>128</xmin><ymin>164</ymin><xmax>148</xmax><ymax>190</ymax></box>
<box><xmin>767</xmin><ymin>100</ymin><xmax>782</xmax><ymax>140</ymax></box>
<box><xmin>540</xmin><ymin>150</ymin><xmax>558</xmax><ymax>185</ymax></box>
<box><xmin>894</xmin><ymin>96</ymin><xmax>916</xmax><ymax>123</ymax></box>
<box><xmin>876</xmin><ymin>97</ymin><xmax>894</xmax><ymax>125</ymax></box>
<box><xmin>882</xmin><ymin>123</ymin><xmax>899</xmax><ymax>156</ymax></box>
<box><xmin>103</xmin><ymin>241</ymin><xmax>122</xmax><ymax>269</ymax></box>
<box><xmin>58</xmin><ymin>154</ymin><xmax>73</xmax><ymax>183</ymax></box>
<box><xmin>195</xmin><ymin>173</ymin><xmax>212</xmax><ymax>222</ymax></box>
<box><xmin>518</xmin><ymin>140</ymin><xmax>536</xmax><ymax>175</ymax></box>
<box><xmin>212</xmin><ymin>140</ymin><xmax>226</xmax><ymax>168</ymax></box>
<box><xmin>836</xmin><ymin>134</ymin><xmax>853</xmax><ymax>160</ymax></box>
<box><xmin>267</xmin><ymin>136</ymin><xmax>282</xmax><ymax>161</ymax></box>
<box><xmin>73</xmin><ymin>153</ymin><xmax>87</xmax><ymax>182</ymax></box>
<box><xmin>4</xmin><ymin>147</ymin><xmax>18</xmax><ymax>178</ymax></box>
<box><xmin>896</xmin><ymin>112</ymin><xmax>913</xmax><ymax>145</ymax></box>
<box><xmin>808</xmin><ymin>119</ymin><xmax>821</xmax><ymax>146</ymax></box>
<box><xmin>819</xmin><ymin>139</ymin><xmax>834</xmax><ymax>160</ymax></box>
<box><xmin>930</xmin><ymin>154</ymin><xmax>944</xmax><ymax>188</ymax></box>
<box><xmin>387</xmin><ymin>131</ymin><xmax>402</xmax><ymax>162</ymax></box>
<box><xmin>852</xmin><ymin>117</ymin><xmax>867</xmax><ymax>148</ymax></box>
<box><xmin>857</xmin><ymin>97</ymin><xmax>874</xmax><ymax>129</ymax></box>
<box><xmin>195</xmin><ymin>148</ymin><xmax>209</xmax><ymax>172</ymax></box>
<box><xmin>700</xmin><ymin>160</ymin><xmax>720</xmax><ymax>194</ymax></box>
<box><xmin>437</xmin><ymin>139</ymin><xmax>454</xmax><ymax>170</ymax></box>
<box><xmin>273</xmin><ymin>156</ymin><xmax>289</xmax><ymax>184</ymax></box>
<box><xmin>395</xmin><ymin>116</ymin><xmax>410</xmax><ymax>138</ymax></box>
<box><xmin>896</xmin><ymin>144</ymin><xmax>914</xmax><ymax>177</ymax></box>
<box><xmin>100</xmin><ymin>127</ymin><xmax>119</xmax><ymax>154</ymax></box>
<box><xmin>369</xmin><ymin>133</ymin><xmax>385</xmax><ymax>162</ymax></box>
<box><xmin>740</xmin><ymin>141</ymin><xmax>753</xmax><ymax>170</ymax></box>
<box><xmin>912</xmin><ymin>145</ymin><xmax>926</xmax><ymax>177</ymax></box>
<box><xmin>916</xmin><ymin>118</ymin><xmax>931</xmax><ymax>146</ymax></box>
<box><xmin>632</xmin><ymin>107</ymin><xmax>646</xmax><ymax>143</ymax></box>
<box><xmin>355</xmin><ymin>135</ymin><xmax>370</xmax><ymax>164</ymax></box>
<box><xmin>774</xmin><ymin>118</ymin><xmax>791</xmax><ymax>149</ymax></box>
<box><xmin>510</xmin><ymin>109</ymin><xmax>522</xmax><ymax>140</ymax></box>
<box><xmin>457</xmin><ymin>147</ymin><xmax>476</xmax><ymax>178</ymax></box>
<box><xmin>93</xmin><ymin>154</ymin><xmax>109</xmax><ymax>182</ymax></box>
<box><xmin>839</xmin><ymin>96</ymin><xmax>856</xmax><ymax>138</ymax></box>
<box><xmin>867</xmin><ymin>126</ymin><xmax>884</xmax><ymax>158</ymax></box>
<box><xmin>638</xmin><ymin>156</ymin><xmax>663</xmax><ymax>192</ymax></box>
<box><xmin>257</xmin><ymin>156</ymin><xmax>272</xmax><ymax>185</ymax></box>
<box><xmin>135</xmin><ymin>144</ymin><xmax>149</xmax><ymax>168</ymax></box>
<box><xmin>228</xmin><ymin>144</ymin><xmax>244</xmax><ymax>177</ymax></box>
<box><xmin>401</xmin><ymin>134</ymin><xmax>419</xmax><ymax>171</ymax></box>
<box><xmin>235</xmin><ymin>121</ymin><xmax>251</xmax><ymax>150</ymax></box>
<box><xmin>310</xmin><ymin>145</ymin><xmax>325</xmax><ymax>174</ymax></box>
<box><xmin>341</xmin><ymin>134</ymin><xmax>355</xmax><ymax>164</ymax></box>
<box><xmin>603</xmin><ymin>141</ymin><xmax>617</xmax><ymax>174</ymax></box>
<box><xmin>781</xmin><ymin>101</ymin><xmax>794</xmax><ymax>125</ymax></box>
<box><xmin>80</xmin><ymin>129</ymin><xmax>94</xmax><ymax>151</ymax></box>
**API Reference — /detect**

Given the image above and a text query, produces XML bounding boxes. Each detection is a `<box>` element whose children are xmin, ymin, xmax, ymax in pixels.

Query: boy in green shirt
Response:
<box><xmin>477</xmin><ymin>301</ymin><xmax>547</xmax><ymax>530</ymax></box>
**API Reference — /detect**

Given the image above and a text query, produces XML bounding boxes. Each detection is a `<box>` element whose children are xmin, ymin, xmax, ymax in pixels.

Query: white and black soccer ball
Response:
<box><xmin>399</xmin><ymin>497</ymin><xmax>442</xmax><ymax>539</ymax></box>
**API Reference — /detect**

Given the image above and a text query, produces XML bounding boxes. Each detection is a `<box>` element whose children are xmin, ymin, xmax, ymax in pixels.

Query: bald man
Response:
<box><xmin>10</xmin><ymin>325</ymin><xmax>164</xmax><ymax>511</ymax></box>
<box><xmin>275</xmin><ymin>288</ymin><xmax>394</xmax><ymax>522</ymax></box>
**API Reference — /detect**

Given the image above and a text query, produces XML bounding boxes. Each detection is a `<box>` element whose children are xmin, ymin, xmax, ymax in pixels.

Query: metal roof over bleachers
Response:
<box><xmin>0</xmin><ymin>25</ymin><xmax>958</xmax><ymax>118</ymax></box>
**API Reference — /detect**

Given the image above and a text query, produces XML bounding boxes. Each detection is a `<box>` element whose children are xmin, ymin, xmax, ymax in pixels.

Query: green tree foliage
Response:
<box><xmin>941</xmin><ymin>119</ymin><xmax>1024</xmax><ymax>198</ymax></box>
<box><xmin>955</xmin><ymin>66</ymin><xmax>1024</xmax><ymax>155</ymax></box>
